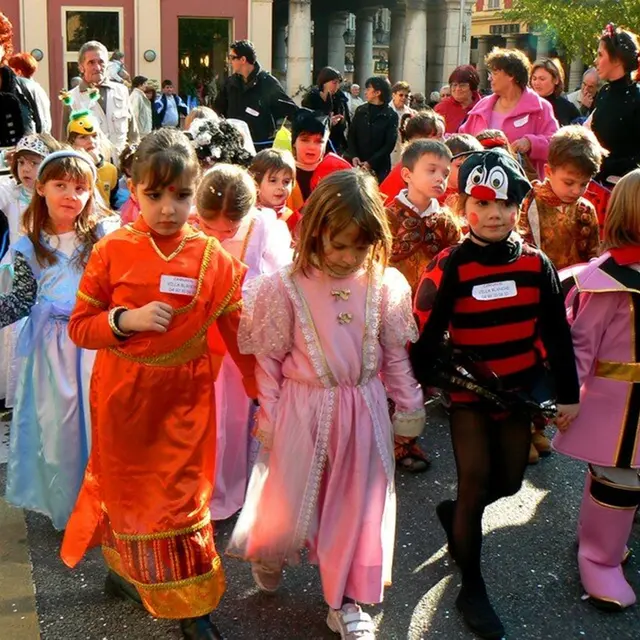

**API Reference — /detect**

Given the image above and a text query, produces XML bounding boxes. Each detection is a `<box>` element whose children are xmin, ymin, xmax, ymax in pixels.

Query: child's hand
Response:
<box><xmin>119</xmin><ymin>302</ymin><xmax>173</xmax><ymax>334</ymax></box>
<box><xmin>555</xmin><ymin>403</ymin><xmax>580</xmax><ymax>433</ymax></box>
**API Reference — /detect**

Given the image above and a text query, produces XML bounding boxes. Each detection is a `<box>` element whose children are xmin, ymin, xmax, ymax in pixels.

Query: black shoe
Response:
<box><xmin>456</xmin><ymin>583</ymin><xmax>505</xmax><ymax>639</ymax></box>
<box><xmin>180</xmin><ymin>616</ymin><xmax>226</xmax><ymax>640</ymax></box>
<box><xmin>104</xmin><ymin>570</ymin><xmax>144</xmax><ymax>609</ymax></box>
<box><xmin>436</xmin><ymin>500</ymin><xmax>457</xmax><ymax>562</ymax></box>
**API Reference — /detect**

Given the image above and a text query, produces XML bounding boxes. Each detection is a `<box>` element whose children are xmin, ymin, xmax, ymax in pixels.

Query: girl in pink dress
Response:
<box><xmin>554</xmin><ymin>169</ymin><xmax>640</xmax><ymax>611</ymax></box>
<box><xmin>228</xmin><ymin>169</ymin><xmax>425</xmax><ymax>640</ymax></box>
<box><xmin>194</xmin><ymin>164</ymin><xmax>293</xmax><ymax>521</ymax></box>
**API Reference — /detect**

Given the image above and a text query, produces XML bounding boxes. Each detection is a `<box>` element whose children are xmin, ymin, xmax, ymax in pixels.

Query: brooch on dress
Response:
<box><xmin>337</xmin><ymin>312</ymin><xmax>353</xmax><ymax>325</ymax></box>
<box><xmin>331</xmin><ymin>289</ymin><xmax>351</xmax><ymax>300</ymax></box>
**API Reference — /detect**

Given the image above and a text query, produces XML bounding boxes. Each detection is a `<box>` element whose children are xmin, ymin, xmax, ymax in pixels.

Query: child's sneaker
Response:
<box><xmin>251</xmin><ymin>562</ymin><xmax>282</xmax><ymax>593</ymax></box>
<box><xmin>327</xmin><ymin>602</ymin><xmax>375</xmax><ymax>639</ymax></box>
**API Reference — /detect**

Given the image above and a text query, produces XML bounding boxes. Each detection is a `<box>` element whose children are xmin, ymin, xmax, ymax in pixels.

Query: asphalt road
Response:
<box><xmin>1</xmin><ymin>408</ymin><xmax>639</xmax><ymax>640</ymax></box>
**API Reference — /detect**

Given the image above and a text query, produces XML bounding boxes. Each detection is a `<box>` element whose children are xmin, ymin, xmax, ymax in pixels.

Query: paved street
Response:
<box><xmin>1</xmin><ymin>409</ymin><xmax>639</xmax><ymax>640</ymax></box>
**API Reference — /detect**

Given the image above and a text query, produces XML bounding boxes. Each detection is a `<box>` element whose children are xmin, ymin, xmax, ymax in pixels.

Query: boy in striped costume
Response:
<box><xmin>410</xmin><ymin>149</ymin><xmax>580</xmax><ymax>639</ymax></box>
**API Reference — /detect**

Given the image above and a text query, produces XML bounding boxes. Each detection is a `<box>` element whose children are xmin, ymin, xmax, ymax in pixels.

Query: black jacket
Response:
<box><xmin>346</xmin><ymin>102</ymin><xmax>399</xmax><ymax>182</ymax></box>
<box><xmin>214</xmin><ymin>62</ymin><xmax>297</xmax><ymax>146</ymax></box>
<box><xmin>544</xmin><ymin>93</ymin><xmax>581</xmax><ymax>126</ymax></box>
<box><xmin>592</xmin><ymin>76</ymin><xmax>640</xmax><ymax>184</ymax></box>
<box><xmin>301</xmin><ymin>87</ymin><xmax>350</xmax><ymax>153</ymax></box>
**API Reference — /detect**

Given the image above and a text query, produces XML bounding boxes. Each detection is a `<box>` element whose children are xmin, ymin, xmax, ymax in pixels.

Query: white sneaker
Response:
<box><xmin>326</xmin><ymin>603</ymin><xmax>375</xmax><ymax>639</ymax></box>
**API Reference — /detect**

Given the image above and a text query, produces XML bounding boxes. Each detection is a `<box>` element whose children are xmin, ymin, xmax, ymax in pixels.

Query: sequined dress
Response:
<box><xmin>228</xmin><ymin>264</ymin><xmax>425</xmax><ymax>608</ymax></box>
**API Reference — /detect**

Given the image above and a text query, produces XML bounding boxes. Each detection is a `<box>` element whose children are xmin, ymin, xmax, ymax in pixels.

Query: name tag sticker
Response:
<box><xmin>472</xmin><ymin>280</ymin><xmax>517</xmax><ymax>301</ymax></box>
<box><xmin>245</xmin><ymin>107</ymin><xmax>260</xmax><ymax>117</ymax></box>
<box><xmin>513</xmin><ymin>115</ymin><xmax>529</xmax><ymax>128</ymax></box>
<box><xmin>160</xmin><ymin>275</ymin><xmax>197</xmax><ymax>297</ymax></box>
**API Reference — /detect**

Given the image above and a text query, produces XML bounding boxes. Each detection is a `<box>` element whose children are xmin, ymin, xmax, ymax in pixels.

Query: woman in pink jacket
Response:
<box><xmin>460</xmin><ymin>48</ymin><xmax>558</xmax><ymax>179</ymax></box>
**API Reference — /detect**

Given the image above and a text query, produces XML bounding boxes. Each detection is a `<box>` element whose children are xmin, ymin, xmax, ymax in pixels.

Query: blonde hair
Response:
<box><xmin>196</xmin><ymin>164</ymin><xmax>257</xmax><ymax>222</ymax></box>
<box><xmin>602</xmin><ymin>169</ymin><xmax>640</xmax><ymax>250</ymax></box>
<box><xmin>293</xmin><ymin>169</ymin><xmax>392</xmax><ymax>275</ymax></box>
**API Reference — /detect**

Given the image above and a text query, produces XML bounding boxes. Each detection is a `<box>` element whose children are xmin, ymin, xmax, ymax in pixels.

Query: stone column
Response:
<box><xmin>251</xmin><ymin>0</ymin><xmax>274</xmax><ymax>71</ymax></box>
<box><xmin>569</xmin><ymin>55</ymin><xmax>584</xmax><ymax>91</ymax></box>
<box><xmin>389</xmin><ymin>3</ymin><xmax>407</xmax><ymax>83</ymax></box>
<box><xmin>328</xmin><ymin>11</ymin><xmax>349</xmax><ymax>73</ymax></box>
<box><xmin>354</xmin><ymin>8</ymin><xmax>376</xmax><ymax>87</ymax></box>
<box><xmin>476</xmin><ymin>35</ymin><xmax>490</xmax><ymax>90</ymax></box>
<box><xmin>402</xmin><ymin>1</ymin><xmax>428</xmax><ymax>94</ymax></box>
<box><xmin>313</xmin><ymin>12</ymin><xmax>329</xmax><ymax>80</ymax></box>
<box><xmin>505</xmin><ymin>35</ymin><xmax>518</xmax><ymax>50</ymax></box>
<box><xmin>287</xmin><ymin>0</ymin><xmax>312</xmax><ymax>100</ymax></box>
<box><xmin>536</xmin><ymin>35</ymin><xmax>549</xmax><ymax>59</ymax></box>
<box><xmin>273</xmin><ymin>21</ymin><xmax>287</xmax><ymax>80</ymax></box>
<box><xmin>439</xmin><ymin>0</ymin><xmax>472</xmax><ymax>87</ymax></box>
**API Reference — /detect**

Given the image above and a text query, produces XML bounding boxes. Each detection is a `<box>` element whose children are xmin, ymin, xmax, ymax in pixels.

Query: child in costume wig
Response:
<box><xmin>554</xmin><ymin>169</ymin><xmax>640</xmax><ymax>612</ymax></box>
<box><xmin>410</xmin><ymin>149</ymin><xmax>580</xmax><ymax>639</ymax></box>
<box><xmin>2</xmin><ymin>150</ymin><xmax>118</xmax><ymax>530</ymax></box>
<box><xmin>60</xmin><ymin>129</ymin><xmax>256</xmax><ymax>640</ymax></box>
<box><xmin>229</xmin><ymin>169</ymin><xmax>425</xmax><ymax>640</ymax></box>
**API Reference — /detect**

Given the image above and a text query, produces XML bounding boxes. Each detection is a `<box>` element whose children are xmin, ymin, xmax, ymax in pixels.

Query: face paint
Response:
<box><xmin>510</xmin><ymin>211</ymin><xmax>517</xmax><ymax>225</ymax></box>
<box><xmin>467</xmin><ymin>211</ymin><xmax>479</xmax><ymax>226</ymax></box>
<box><xmin>168</xmin><ymin>185</ymin><xmax>176</xmax><ymax>192</ymax></box>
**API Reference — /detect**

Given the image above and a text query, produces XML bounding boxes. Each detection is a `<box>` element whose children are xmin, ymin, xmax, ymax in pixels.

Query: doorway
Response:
<box><xmin>178</xmin><ymin>17</ymin><xmax>230</xmax><ymax>106</ymax></box>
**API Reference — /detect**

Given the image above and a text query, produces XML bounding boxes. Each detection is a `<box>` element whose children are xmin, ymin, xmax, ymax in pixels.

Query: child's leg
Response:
<box><xmin>448</xmin><ymin>407</ymin><xmax>505</xmax><ymax>639</ymax></box>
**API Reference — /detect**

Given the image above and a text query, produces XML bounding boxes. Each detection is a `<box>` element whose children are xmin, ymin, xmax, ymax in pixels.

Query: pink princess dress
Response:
<box><xmin>228</xmin><ymin>263</ymin><xmax>425</xmax><ymax>608</ymax></box>
<box><xmin>210</xmin><ymin>207</ymin><xmax>293</xmax><ymax>520</ymax></box>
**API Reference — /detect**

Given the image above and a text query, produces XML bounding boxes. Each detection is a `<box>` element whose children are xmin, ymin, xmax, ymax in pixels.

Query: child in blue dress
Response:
<box><xmin>0</xmin><ymin>150</ymin><xmax>118</xmax><ymax>529</ymax></box>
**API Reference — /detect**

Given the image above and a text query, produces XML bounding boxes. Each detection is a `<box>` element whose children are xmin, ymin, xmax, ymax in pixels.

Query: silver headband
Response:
<box><xmin>36</xmin><ymin>150</ymin><xmax>97</xmax><ymax>181</ymax></box>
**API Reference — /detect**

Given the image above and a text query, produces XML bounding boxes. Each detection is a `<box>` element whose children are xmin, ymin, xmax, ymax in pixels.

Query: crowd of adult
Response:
<box><xmin>1</xmin><ymin>17</ymin><xmax>639</xmax><ymax>191</ymax></box>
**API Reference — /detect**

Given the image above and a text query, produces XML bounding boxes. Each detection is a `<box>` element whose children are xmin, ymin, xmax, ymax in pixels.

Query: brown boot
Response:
<box><xmin>528</xmin><ymin>442</ymin><xmax>540</xmax><ymax>465</ymax></box>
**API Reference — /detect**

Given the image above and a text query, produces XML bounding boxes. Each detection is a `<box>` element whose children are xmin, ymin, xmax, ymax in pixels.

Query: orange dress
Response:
<box><xmin>60</xmin><ymin>217</ymin><xmax>257</xmax><ymax>619</ymax></box>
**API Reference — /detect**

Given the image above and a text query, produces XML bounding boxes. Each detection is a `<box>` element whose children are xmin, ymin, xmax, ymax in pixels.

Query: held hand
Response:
<box><xmin>119</xmin><ymin>302</ymin><xmax>173</xmax><ymax>334</ymax></box>
<box><xmin>555</xmin><ymin>403</ymin><xmax>580</xmax><ymax>433</ymax></box>
<box><xmin>581</xmin><ymin>92</ymin><xmax>595</xmax><ymax>109</ymax></box>
<box><xmin>330</xmin><ymin>114</ymin><xmax>343</xmax><ymax>126</ymax></box>
<box><xmin>511</xmin><ymin>138</ymin><xmax>531</xmax><ymax>154</ymax></box>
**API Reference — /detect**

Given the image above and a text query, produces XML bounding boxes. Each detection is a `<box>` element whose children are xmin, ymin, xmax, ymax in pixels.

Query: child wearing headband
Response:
<box><xmin>1</xmin><ymin>149</ymin><xmax>117</xmax><ymax>530</ymax></box>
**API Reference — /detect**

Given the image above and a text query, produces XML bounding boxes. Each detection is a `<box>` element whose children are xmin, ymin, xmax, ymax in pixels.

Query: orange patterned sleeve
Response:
<box><xmin>68</xmin><ymin>246</ymin><xmax>123</xmax><ymax>350</ymax></box>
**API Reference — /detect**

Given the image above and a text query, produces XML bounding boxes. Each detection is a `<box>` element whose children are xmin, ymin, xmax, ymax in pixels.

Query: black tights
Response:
<box><xmin>449</xmin><ymin>408</ymin><xmax>531</xmax><ymax>587</ymax></box>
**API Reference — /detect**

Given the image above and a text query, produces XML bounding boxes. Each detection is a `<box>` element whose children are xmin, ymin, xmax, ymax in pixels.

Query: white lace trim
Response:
<box><xmin>380</xmin><ymin>267</ymin><xmax>419</xmax><ymax>347</ymax></box>
<box><xmin>237</xmin><ymin>270</ymin><xmax>294</xmax><ymax>356</ymax></box>
<box><xmin>393</xmin><ymin>407</ymin><xmax>427</xmax><ymax>438</ymax></box>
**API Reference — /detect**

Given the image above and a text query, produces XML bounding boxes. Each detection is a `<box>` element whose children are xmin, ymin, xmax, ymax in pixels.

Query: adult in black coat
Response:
<box><xmin>530</xmin><ymin>58</ymin><xmax>581</xmax><ymax>126</ymax></box>
<box><xmin>591</xmin><ymin>24</ymin><xmax>640</xmax><ymax>185</ymax></box>
<box><xmin>214</xmin><ymin>39</ymin><xmax>297</xmax><ymax>150</ymax></box>
<box><xmin>346</xmin><ymin>76</ymin><xmax>399</xmax><ymax>182</ymax></box>
<box><xmin>302</xmin><ymin>67</ymin><xmax>350</xmax><ymax>154</ymax></box>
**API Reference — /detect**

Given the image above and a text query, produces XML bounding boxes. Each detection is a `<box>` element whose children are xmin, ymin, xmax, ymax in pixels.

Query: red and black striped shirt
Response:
<box><xmin>410</xmin><ymin>237</ymin><xmax>579</xmax><ymax>405</ymax></box>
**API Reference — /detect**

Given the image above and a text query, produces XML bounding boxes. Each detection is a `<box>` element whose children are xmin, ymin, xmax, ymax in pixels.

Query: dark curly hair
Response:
<box><xmin>188</xmin><ymin>119</ymin><xmax>254</xmax><ymax>168</ymax></box>
<box><xmin>485</xmin><ymin>47</ymin><xmax>532</xmax><ymax>90</ymax></box>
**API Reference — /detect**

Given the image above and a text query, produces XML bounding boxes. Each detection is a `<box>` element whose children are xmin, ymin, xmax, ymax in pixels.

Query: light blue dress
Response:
<box><xmin>5</xmin><ymin>219</ymin><xmax>118</xmax><ymax>530</ymax></box>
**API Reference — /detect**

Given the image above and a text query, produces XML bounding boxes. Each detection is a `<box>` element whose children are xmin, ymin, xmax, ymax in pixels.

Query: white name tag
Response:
<box><xmin>513</xmin><ymin>115</ymin><xmax>529</xmax><ymax>128</ymax></box>
<box><xmin>160</xmin><ymin>275</ymin><xmax>197</xmax><ymax>296</ymax></box>
<box><xmin>245</xmin><ymin>107</ymin><xmax>260</xmax><ymax>117</ymax></box>
<box><xmin>472</xmin><ymin>280</ymin><xmax>517</xmax><ymax>301</ymax></box>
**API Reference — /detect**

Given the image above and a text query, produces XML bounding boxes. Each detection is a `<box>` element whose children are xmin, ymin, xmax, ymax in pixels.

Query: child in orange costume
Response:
<box><xmin>60</xmin><ymin>129</ymin><xmax>256</xmax><ymax>640</ymax></box>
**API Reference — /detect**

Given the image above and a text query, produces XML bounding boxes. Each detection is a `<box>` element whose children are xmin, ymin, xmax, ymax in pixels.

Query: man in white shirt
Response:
<box><xmin>566</xmin><ymin>68</ymin><xmax>600</xmax><ymax>117</ymax></box>
<box><xmin>347</xmin><ymin>84</ymin><xmax>364</xmax><ymax>117</ymax></box>
<box><xmin>390</xmin><ymin>81</ymin><xmax>415</xmax><ymax>166</ymax></box>
<box><xmin>129</xmin><ymin>75</ymin><xmax>152</xmax><ymax>136</ymax></box>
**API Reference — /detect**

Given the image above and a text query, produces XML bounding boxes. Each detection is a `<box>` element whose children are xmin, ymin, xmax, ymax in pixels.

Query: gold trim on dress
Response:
<box><xmin>240</xmin><ymin>217</ymin><xmax>256</xmax><ymax>263</ymax></box>
<box><xmin>595</xmin><ymin>360</ymin><xmax>640</xmax><ymax>382</ymax></box>
<box><xmin>220</xmin><ymin>300</ymin><xmax>243</xmax><ymax>316</ymax></box>
<box><xmin>108</xmin><ymin>273</ymin><xmax>243</xmax><ymax>366</ymax></box>
<box><xmin>77</xmin><ymin>289</ymin><xmax>107</xmax><ymax>309</ymax></box>
<box><xmin>172</xmin><ymin>238</ymin><xmax>215</xmax><ymax>316</ymax></box>
<box><xmin>125</xmin><ymin>223</ymin><xmax>202</xmax><ymax>262</ymax></box>
<box><xmin>111</xmin><ymin>513</ymin><xmax>211</xmax><ymax>541</ymax></box>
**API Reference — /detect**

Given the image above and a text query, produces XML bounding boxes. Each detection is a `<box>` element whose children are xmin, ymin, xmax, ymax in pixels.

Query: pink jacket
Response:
<box><xmin>553</xmin><ymin>253</ymin><xmax>640</xmax><ymax>468</ymax></box>
<box><xmin>459</xmin><ymin>87</ymin><xmax>559</xmax><ymax>179</ymax></box>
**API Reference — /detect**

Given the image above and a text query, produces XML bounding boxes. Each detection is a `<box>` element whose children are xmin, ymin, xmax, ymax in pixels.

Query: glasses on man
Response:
<box><xmin>228</xmin><ymin>54</ymin><xmax>240</xmax><ymax>61</ymax></box>
<box><xmin>450</xmin><ymin>82</ymin><xmax>470</xmax><ymax>90</ymax></box>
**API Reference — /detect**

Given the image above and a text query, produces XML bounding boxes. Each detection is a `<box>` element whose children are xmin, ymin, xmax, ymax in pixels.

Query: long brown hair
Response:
<box><xmin>23</xmin><ymin>154</ymin><xmax>104</xmax><ymax>268</ymax></box>
<box><xmin>293</xmin><ymin>169</ymin><xmax>392</xmax><ymax>275</ymax></box>
<box><xmin>602</xmin><ymin>169</ymin><xmax>640</xmax><ymax>250</ymax></box>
